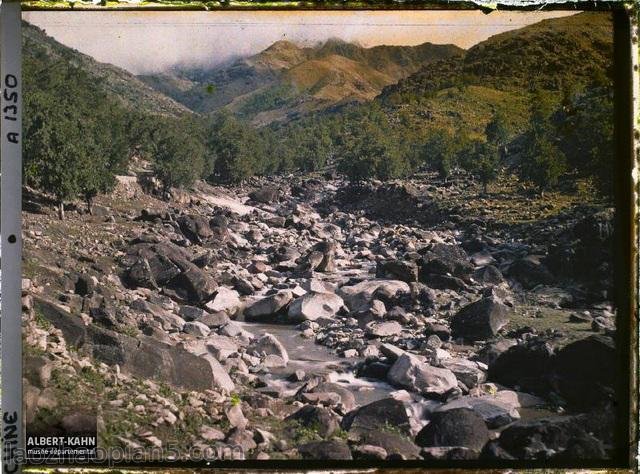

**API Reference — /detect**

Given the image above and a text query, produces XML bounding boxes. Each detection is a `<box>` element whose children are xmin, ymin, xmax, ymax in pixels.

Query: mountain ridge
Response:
<box><xmin>139</xmin><ymin>38</ymin><xmax>464</xmax><ymax>124</ymax></box>
<box><xmin>380</xmin><ymin>12</ymin><xmax>612</xmax><ymax>102</ymax></box>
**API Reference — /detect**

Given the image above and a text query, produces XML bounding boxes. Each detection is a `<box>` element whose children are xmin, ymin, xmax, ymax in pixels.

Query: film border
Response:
<box><xmin>1</xmin><ymin>2</ymin><xmax>23</xmax><ymax>474</ymax></box>
<box><xmin>1</xmin><ymin>1</ymin><xmax>638</xmax><ymax>473</ymax></box>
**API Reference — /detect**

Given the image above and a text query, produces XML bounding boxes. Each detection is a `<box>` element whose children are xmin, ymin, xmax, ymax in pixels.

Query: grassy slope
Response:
<box><xmin>359</xmin><ymin>12</ymin><xmax>613</xmax><ymax>146</ymax></box>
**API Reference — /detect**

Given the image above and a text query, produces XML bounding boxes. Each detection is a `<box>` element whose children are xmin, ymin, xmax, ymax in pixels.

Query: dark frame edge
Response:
<box><xmin>12</xmin><ymin>4</ymin><xmax>640</xmax><ymax>473</ymax></box>
<box><xmin>613</xmin><ymin>5</ymin><xmax>638</xmax><ymax>471</ymax></box>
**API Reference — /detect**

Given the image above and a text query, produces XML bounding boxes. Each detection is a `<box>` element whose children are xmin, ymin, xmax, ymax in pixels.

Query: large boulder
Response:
<box><xmin>123</xmin><ymin>239</ymin><xmax>218</xmax><ymax>304</ymax></box>
<box><xmin>164</xmin><ymin>264</ymin><xmax>218</xmax><ymax>305</ymax></box>
<box><xmin>483</xmin><ymin>415</ymin><xmax>602</xmax><ymax>460</ymax></box>
<box><xmin>415</xmin><ymin>408</ymin><xmax>489</xmax><ymax>453</ymax></box>
<box><xmin>358</xmin><ymin>430</ymin><xmax>421</xmax><ymax>460</ymax></box>
<box><xmin>287</xmin><ymin>292</ymin><xmax>344</xmax><ymax>322</ymax></box>
<box><xmin>440</xmin><ymin>358</ymin><xmax>486</xmax><ymax>389</ymax></box>
<box><xmin>387</xmin><ymin>354</ymin><xmax>458</xmax><ymax>398</ymax></box>
<box><xmin>177</xmin><ymin>214</ymin><xmax>213</xmax><ymax>244</ymax></box>
<box><xmin>249</xmin><ymin>186</ymin><xmax>279</xmax><ymax>204</ymax></box>
<box><xmin>474</xmin><ymin>265</ymin><xmax>505</xmax><ymax>285</ymax></box>
<box><xmin>249</xmin><ymin>333</ymin><xmax>289</xmax><ymax>365</ymax></box>
<box><xmin>419</xmin><ymin>243</ymin><xmax>474</xmax><ymax>279</ymax></box>
<box><xmin>286</xmin><ymin>405</ymin><xmax>339</xmax><ymax>438</ymax></box>
<box><xmin>507</xmin><ymin>255</ymin><xmax>554</xmax><ymax>289</ymax></box>
<box><xmin>35</xmin><ymin>298</ymin><xmax>234</xmax><ymax>392</ymax></box>
<box><xmin>74</xmin><ymin>273</ymin><xmax>96</xmax><ymax>296</ymax></box>
<box><xmin>338</xmin><ymin>280</ymin><xmax>410</xmax><ymax>311</ymax></box>
<box><xmin>195</xmin><ymin>353</ymin><xmax>236</xmax><ymax>393</ymax></box>
<box><xmin>124</xmin><ymin>240</ymin><xmax>188</xmax><ymax>287</ymax></box>
<box><xmin>306</xmin><ymin>382</ymin><xmax>357</xmax><ymax>414</ymax></box>
<box><xmin>450</xmin><ymin>296</ymin><xmax>511</xmax><ymax>341</ymax></box>
<box><xmin>550</xmin><ymin>335</ymin><xmax>616</xmax><ymax>410</ymax></box>
<box><xmin>488</xmin><ymin>339</ymin><xmax>555</xmax><ymax>394</ymax></box>
<box><xmin>205</xmin><ymin>287</ymin><xmax>241</xmax><ymax>315</ymax></box>
<box><xmin>297</xmin><ymin>440</ymin><xmax>352</xmax><ymax>460</ymax></box>
<box><xmin>297</xmin><ymin>241</ymin><xmax>336</xmax><ymax>273</ymax></box>
<box><xmin>365</xmin><ymin>321</ymin><xmax>403</xmax><ymax>338</ymax></box>
<box><xmin>183</xmin><ymin>321</ymin><xmax>210</xmax><ymax>337</ymax></box>
<box><xmin>436</xmin><ymin>395</ymin><xmax>520</xmax><ymax>429</ymax></box>
<box><xmin>547</xmin><ymin>208</ymin><xmax>614</xmax><ymax>295</ymax></box>
<box><xmin>243</xmin><ymin>291</ymin><xmax>292</xmax><ymax>322</ymax></box>
<box><xmin>342</xmin><ymin>398</ymin><xmax>412</xmax><ymax>437</ymax></box>
<box><xmin>206</xmin><ymin>335</ymin><xmax>239</xmax><ymax>361</ymax></box>
<box><xmin>420</xmin><ymin>273</ymin><xmax>468</xmax><ymax>292</ymax></box>
<box><xmin>126</xmin><ymin>255</ymin><xmax>179</xmax><ymax>290</ymax></box>
<box><xmin>476</xmin><ymin>338</ymin><xmax>517</xmax><ymax>365</ymax></box>
<box><xmin>376</xmin><ymin>259</ymin><xmax>419</xmax><ymax>283</ymax></box>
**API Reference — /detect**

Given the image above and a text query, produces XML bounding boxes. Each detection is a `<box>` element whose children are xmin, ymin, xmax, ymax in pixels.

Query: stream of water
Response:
<box><xmin>237</xmin><ymin>320</ymin><xmax>441</xmax><ymax>434</ymax></box>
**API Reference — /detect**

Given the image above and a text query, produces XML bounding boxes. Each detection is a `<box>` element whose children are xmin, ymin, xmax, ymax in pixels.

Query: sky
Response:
<box><xmin>23</xmin><ymin>10</ymin><xmax>576</xmax><ymax>75</ymax></box>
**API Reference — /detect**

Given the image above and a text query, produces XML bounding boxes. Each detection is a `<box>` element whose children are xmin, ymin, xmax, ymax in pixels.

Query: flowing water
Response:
<box><xmin>237</xmin><ymin>320</ymin><xmax>440</xmax><ymax>433</ymax></box>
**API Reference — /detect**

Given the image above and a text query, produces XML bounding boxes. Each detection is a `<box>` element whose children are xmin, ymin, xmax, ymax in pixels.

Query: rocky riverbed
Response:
<box><xmin>21</xmin><ymin>170</ymin><xmax>618</xmax><ymax>462</ymax></box>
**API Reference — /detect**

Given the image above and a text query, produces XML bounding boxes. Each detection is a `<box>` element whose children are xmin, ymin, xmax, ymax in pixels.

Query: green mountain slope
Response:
<box><xmin>267</xmin><ymin>11</ymin><xmax>613</xmax><ymax>182</ymax></box>
<box><xmin>357</xmin><ymin>12</ymin><xmax>610</xmax><ymax>145</ymax></box>
<box><xmin>24</xmin><ymin>21</ymin><xmax>192</xmax><ymax>117</ymax></box>
<box><xmin>381</xmin><ymin>12</ymin><xmax>612</xmax><ymax>103</ymax></box>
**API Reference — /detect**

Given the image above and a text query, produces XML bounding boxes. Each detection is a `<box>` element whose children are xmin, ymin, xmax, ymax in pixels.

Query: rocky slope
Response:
<box><xmin>22</xmin><ymin>169</ymin><xmax>617</xmax><ymax>462</ymax></box>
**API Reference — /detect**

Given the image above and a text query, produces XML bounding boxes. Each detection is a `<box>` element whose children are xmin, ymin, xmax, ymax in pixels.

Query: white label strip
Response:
<box><xmin>1</xmin><ymin>2</ymin><xmax>23</xmax><ymax>473</ymax></box>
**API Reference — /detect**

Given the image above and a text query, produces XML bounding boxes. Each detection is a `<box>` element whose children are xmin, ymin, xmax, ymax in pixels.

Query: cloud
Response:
<box><xmin>23</xmin><ymin>10</ymin><xmax>575</xmax><ymax>75</ymax></box>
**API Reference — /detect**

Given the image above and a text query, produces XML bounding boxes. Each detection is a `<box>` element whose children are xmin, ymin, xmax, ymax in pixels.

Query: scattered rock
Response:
<box><xmin>415</xmin><ymin>408</ymin><xmax>489</xmax><ymax>452</ymax></box>
<box><xmin>286</xmin><ymin>405</ymin><xmax>339</xmax><ymax>437</ymax></box>
<box><xmin>244</xmin><ymin>291</ymin><xmax>292</xmax><ymax>321</ymax></box>
<box><xmin>450</xmin><ymin>296</ymin><xmax>511</xmax><ymax>340</ymax></box>
<box><xmin>387</xmin><ymin>354</ymin><xmax>458</xmax><ymax>398</ymax></box>
<box><xmin>287</xmin><ymin>292</ymin><xmax>344</xmax><ymax>322</ymax></box>
<box><xmin>297</xmin><ymin>440</ymin><xmax>352</xmax><ymax>460</ymax></box>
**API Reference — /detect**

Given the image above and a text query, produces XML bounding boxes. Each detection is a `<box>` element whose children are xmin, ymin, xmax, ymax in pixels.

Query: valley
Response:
<box><xmin>19</xmin><ymin>10</ymin><xmax>620</xmax><ymax>463</ymax></box>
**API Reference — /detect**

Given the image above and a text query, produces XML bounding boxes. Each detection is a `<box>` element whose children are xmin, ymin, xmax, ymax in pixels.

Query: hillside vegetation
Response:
<box><xmin>23</xmin><ymin>12</ymin><xmax>615</xmax><ymax>217</ymax></box>
<box><xmin>24</xmin><ymin>21</ymin><xmax>191</xmax><ymax>117</ymax></box>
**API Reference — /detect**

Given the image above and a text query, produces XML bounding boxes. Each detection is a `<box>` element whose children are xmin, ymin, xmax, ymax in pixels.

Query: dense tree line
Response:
<box><xmin>23</xmin><ymin>61</ymin><xmax>130</xmax><ymax>219</ymax></box>
<box><xmin>23</xmin><ymin>59</ymin><xmax>614</xmax><ymax>220</ymax></box>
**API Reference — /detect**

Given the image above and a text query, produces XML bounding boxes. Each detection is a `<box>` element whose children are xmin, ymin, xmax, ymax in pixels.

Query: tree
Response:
<box><xmin>485</xmin><ymin>110</ymin><xmax>509</xmax><ymax>147</ymax></box>
<box><xmin>462</xmin><ymin>140</ymin><xmax>500</xmax><ymax>194</ymax></box>
<box><xmin>23</xmin><ymin>63</ymin><xmax>129</xmax><ymax>219</ymax></box>
<box><xmin>294</xmin><ymin>127</ymin><xmax>333</xmax><ymax>172</ymax></box>
<box><xmin>153</xmin><ymin>123</ymin><xmax>206</xmax><ymax>195</ymax></box>
<box><xmin>555</xmin><ymin>87</ymin><xmax>613</xmax><ymax>195</ymax></box>
<box><xmin>423</xmin><ymin>132</ymin><xmax>456</xmax><ymax>181</ymax></box>
<box><xmin>206</xmin><ymin>112</ymin><xmax>260</xmax><ymax>184</ymax></box>
<box><xmin>338</xmin><ymin>118</ymin><xmax>408</xmax><ymax>182</ymax></box>
<box><xmin>518</xmin><ymin>90</ymin><xmax>569</xmax><ymax>192</ymax></box>
<box><xmin>521</xmin><ymin>135</ymin><xmax>567</xmax><ymax>190</ymax></box>
<box><xmin>79</xmin><ymin>105</ymin><xmax>129</xmax><ymax>214</ymax></box>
